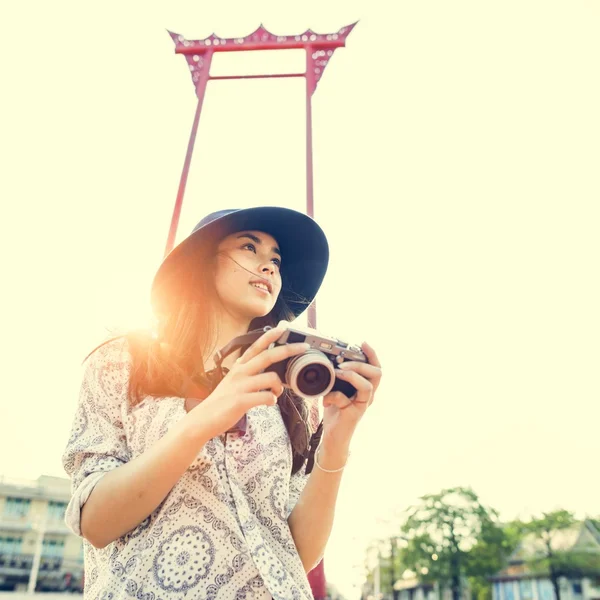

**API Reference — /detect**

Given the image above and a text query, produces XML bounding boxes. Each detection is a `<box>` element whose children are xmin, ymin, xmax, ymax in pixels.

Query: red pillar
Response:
<box><xmin>308</xmin><ymin>559</ymin><xmax>327</xmax><ymax>599</ymax></box>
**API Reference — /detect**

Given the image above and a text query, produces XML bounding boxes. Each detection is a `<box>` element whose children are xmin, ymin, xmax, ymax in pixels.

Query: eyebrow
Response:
<box><xmin>236</xmin><ymin>233</ymin><xmax>281</xmax><ymax>257</ymax></box>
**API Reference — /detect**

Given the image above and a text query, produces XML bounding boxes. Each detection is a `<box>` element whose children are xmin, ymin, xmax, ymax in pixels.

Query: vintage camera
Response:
<box><xmin>216</xmin><ymin>326</ymin><xmax>368</xmax><ymax>400</ymax></box>
<box><xmin>266</xmin><ymin>327</ymin><xmax>368</xmax><ymax>399</ymax></box>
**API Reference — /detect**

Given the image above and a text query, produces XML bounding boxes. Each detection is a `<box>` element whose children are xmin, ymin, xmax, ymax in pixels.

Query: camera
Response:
<box><xmin>216</xmin><ymin>326</ymin><xmax>368</xmax><ymax>400</ymax></box>
<box><xmin>265</xmin><ymin>327</ymin><xmax>367</xmax><ymax>399</ymax></box>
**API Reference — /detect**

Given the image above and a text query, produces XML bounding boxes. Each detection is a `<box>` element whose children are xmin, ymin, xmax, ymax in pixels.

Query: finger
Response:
<box><xmin>323</xmin><ymin>391</ymin><xmax>353</xmax><ymax>411</ymax></box>
<box><xmin>244</xmin><ymin>372</ymin><xmax>284</xmax><ymax>396</ymax></box>
<box><xmin>237</xmin><ymin>326</ymin><xmax>286</xmax><ymax>365</ymax></box>
<box><xmin>335</xmin><ymin>369</ymin><xmax>373</xmax><ymax>403</ymax></box>
<box><xmin>338</xmin><ymin>361</ymin><xmax>382</xmax><ymax>383</ymax></box>
<box><xmin>361</xmin><ymin>342</ymin><xmax>381</xmax><ymax>369</ymax></box>
<box><xmin>338</xmin><ymin>362</ymin><xmax>382</xmax><ymax>394</ymax></box>
<box><xmin>243</xmin><ymin>342</ymin><xmax>310</xmax><ymax>375</ymax></box>
<box><xmin>242</xmin><ymin>391</ymin><xmax>279</xmax><ymax>410</ymax></box>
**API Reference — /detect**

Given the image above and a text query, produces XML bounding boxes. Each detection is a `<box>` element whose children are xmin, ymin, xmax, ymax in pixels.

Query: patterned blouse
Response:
<box><xmin>62</xmin><ymin>339</ymin><xmax>319</xmax><ymax>599</ymax></box>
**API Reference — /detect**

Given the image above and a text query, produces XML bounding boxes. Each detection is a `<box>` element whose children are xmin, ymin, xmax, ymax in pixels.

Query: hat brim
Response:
<box><xmin>151</xmin><ymin>206</ymin><xmax>329</xmax><ymax>318</ymax></box>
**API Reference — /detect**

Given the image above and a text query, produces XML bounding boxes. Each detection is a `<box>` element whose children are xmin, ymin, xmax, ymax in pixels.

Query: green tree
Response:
<box><xmin>466</xmin><ymin>519</ymin><xmax>526</xmax><ymax>600</ymax></box>
<box><xmin>525</xmin><ymin>511</ymin><xmax>600</xmax><ymax>600</ymax></box>
<box><xmin>400</xmin><ymin>487</ymin><xmax>515</xmax><ymax>600</ymax></box>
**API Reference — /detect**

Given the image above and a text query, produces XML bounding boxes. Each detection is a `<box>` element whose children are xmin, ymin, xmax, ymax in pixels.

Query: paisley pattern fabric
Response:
<box><xmin>62</xmin><ymin>339</ymin><xmax>319</xmax><ymax>599</ymax></box>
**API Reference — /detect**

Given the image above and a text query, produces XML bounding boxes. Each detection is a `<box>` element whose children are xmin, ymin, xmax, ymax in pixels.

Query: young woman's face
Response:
<box><xmin>214</xmin><ymin>230</ymin><xmax>283</xmax><ymax>321</ymax></box>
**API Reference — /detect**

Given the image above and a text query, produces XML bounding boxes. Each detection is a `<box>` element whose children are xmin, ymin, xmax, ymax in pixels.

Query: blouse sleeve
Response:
<box><xmin>286</xmin><ymin>398</ymin><xmax>321</xmax><ymax>518</ymax></box>
<box><xmin>62</xmin><ymin>338</ymin><xmax>132</xmax><ymax>536</ymax></box>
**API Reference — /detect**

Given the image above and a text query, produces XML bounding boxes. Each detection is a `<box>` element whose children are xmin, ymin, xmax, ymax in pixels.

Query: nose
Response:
<box><xmin>260</xmin><ymin>262</ymin><xmax>275</xmax><ymax>276</ymax></box>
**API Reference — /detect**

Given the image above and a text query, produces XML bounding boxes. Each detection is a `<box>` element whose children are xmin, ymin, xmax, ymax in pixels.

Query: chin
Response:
<box><xmin>239</xmin><ymin>300</ymin><xmax>275</xmax><ymax>321</ymax></box>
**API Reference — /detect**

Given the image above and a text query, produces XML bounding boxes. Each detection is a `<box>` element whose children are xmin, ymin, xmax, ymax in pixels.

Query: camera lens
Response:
<box><xmin>285</xmin><ymin>350</ymin><xmax>336</xmax><ymax>399</ymax></box>
<box><xmin>297</xmin><ymin>364</ymin><xmax>332</xmax><ymax>396</ymax></box>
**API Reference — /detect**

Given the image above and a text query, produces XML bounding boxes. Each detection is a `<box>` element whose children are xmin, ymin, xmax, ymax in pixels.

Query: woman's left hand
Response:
<box><xmin>321</xmin><ymin>341</ymin><xmax>382</xmax><ymax>446</ymax></box>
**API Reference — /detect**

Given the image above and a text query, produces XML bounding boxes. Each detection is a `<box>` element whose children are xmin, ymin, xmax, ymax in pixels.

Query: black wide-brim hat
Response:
<box><xmin>151</xmin><ymin>206</ymin><xmax>329</xmax><ymax>318</ymax></box>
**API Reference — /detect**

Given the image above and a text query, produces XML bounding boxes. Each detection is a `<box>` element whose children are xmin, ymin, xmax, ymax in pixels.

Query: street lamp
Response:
<box><xmin>389</xmin><ymin>535</ymin><xmax>406</xmax><ymax>600</ymax></box>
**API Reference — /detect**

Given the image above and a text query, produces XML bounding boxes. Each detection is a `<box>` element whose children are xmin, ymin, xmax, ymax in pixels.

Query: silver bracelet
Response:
<box><xmin>314</xmin><ymin>439</ymin><xmax>350</xmax><ymax>473</ymax></box>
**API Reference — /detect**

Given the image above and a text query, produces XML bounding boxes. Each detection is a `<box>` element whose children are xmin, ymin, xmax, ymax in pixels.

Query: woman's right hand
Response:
<box><xmin>189</xmin><ymin>326</ymin><xmax>310</xmax><ymax>438</ymax></box>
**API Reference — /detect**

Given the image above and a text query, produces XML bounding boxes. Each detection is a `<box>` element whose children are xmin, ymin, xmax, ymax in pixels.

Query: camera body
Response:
<box><xmin>264</xmin><ymin>327</ymin><xmax>368</xmax><ymax>399</ymax></box>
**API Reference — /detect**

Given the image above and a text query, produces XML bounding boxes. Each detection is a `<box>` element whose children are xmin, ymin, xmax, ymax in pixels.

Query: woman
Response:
<box><xmin>62</xmin><ymin>206</ymin><xmax>382</xmax><ymax>599</ymax></box>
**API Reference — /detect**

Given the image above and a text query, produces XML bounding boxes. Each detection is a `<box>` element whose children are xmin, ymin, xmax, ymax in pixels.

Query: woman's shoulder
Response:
<box><xmin>74</xmin><ymin>336</ymin><xmax>134</xmax><ymax>408</ymax></box>
<box><xmin>85</xmin><ymin>335</ymin><xmax>132</xmax><ymax>368</ymax></box>
<box><xmin>82</xmin><ymin>336</ymin><xmax>136</xmax><ymax>394</ymax></box>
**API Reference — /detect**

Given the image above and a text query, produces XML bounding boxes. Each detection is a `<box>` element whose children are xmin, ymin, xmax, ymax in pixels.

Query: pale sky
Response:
<box><xmin>1</xmin><ymin>1</ymin><xmax>600</xmax><ymax>598</ymax></box>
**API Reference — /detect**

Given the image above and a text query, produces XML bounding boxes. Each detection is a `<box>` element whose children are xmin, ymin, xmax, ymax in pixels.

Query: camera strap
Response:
<box><xmin>305</xmin><ymin>420</ymin><xmax>324</xmax><ymax>475</ymax></box>
<box><xmin>213</xmin><ymin>327</ymin><xmax>271</xmax><ymax>370</ymax></box>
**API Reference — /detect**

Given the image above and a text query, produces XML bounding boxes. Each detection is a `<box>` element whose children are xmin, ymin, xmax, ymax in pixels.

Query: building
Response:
<box><xmin>361</xmin><ymin>568</ymin><xmax>470</xmax><ymax>600</ymax></box>
<box><xmin>0</xmin><ymin>475</ymin><xmax>83</xmax><ymax>592</ymax></box>
<box><xmin>491</xmin><ymin>520</ymin><xmax>600</xmax><ymax>600</ymax></box>
<box><xmin>393</xmin><ymin>576</ymin><xmax>471</xmax><ymax>600</ymax></box>
<box><xmin>394</xmin><ymin>577</ymin><xmax>439</xmax><ymax>600</ymax></box>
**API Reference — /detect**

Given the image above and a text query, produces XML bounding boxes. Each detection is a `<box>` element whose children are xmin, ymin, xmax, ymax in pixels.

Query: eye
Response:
<box><xmin>241</xmin><ymin>242</ymin><xmax>256</xmax><ymax>253</ymax></box>
<box><xmin>271</xmin><ymin>257</ymin><xmax>281</xmax><ymax>268</ymax></box>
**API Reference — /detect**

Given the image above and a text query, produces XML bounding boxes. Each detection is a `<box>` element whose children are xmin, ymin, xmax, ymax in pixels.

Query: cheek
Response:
<box><xmin>214</xmin><ymin>259</ymin><xmax>243</xmax><ymax>293</ymax></box>
<box><xmin>272</xmin><ymin>274</ymin><xmax>283</xmax><ymax>296</ymax></box>
<box><xmin>225</xmin><ymin>250</ymin><xmax>277</xmax><ymax>277</ymax></box>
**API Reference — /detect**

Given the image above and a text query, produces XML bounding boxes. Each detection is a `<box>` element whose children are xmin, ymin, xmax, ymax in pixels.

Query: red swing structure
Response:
<box><xmin>164</xmin><ymin>21</ymin><xmax>357</xmax><ymax>331</ymax></box>
<box><xmin>164</xmin><ymin>22</ymin><xmax>357</xmax><ymax>598</ymax></box>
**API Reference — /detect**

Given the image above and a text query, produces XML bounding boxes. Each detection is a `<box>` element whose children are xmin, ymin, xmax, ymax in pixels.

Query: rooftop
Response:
<box><xmin>0</xmin><ymin>475</ymin><xmax>71</xmax><ymax>502</ymax></box>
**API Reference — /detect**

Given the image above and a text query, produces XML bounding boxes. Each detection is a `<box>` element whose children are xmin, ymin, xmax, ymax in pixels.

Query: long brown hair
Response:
<box><xmin>103</xmin><ymin>237</ymin><xmax>313</xmax><ymax>474</ymax></box>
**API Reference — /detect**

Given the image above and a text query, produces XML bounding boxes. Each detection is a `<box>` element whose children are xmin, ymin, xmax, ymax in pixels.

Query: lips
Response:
<box><xmin>249</xmin><ymin>278</ymin><xmax>272</xmax><ymax>294</ymax></box>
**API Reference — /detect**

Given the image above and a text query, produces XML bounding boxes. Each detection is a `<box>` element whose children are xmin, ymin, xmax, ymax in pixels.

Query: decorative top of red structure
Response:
<box><xmin>168</xmin><ymin>22</ymin><xmax>357</xmax><ymax>52</ymax></box>
<box><xmin>168</xmin><ymin>22</ymin><xmax>357</xmax><ymax>95</ymax></box>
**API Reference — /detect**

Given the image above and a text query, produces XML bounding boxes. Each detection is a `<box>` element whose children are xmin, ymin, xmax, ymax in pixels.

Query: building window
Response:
<box><xmin>494</xmin><ymin>582</ymin><xmax>501</xmax><ymax>600</ymax></box>
<box><xmin>3</xmin><ymin>497</ymin><xmax>31</xmax><ymax>519</ymax></box>
<box><xmin>47</xmin><ymin>500</ymin><xmax>68</xmax><ymax>521</ymax></box>
<box><xmin>42</xmin><ymin>539</ymin><xmax>65</xmax><ymax>558</ymax></box>
<box><xmin>504</xmin><ymin>582</ymin><xmax>515</xmax><ymax>600</ymax></box>
<box><xmin>0</xmin><ymin>536</ymin><xmax>23</xmax><ymax>555</ymax></box>
<box><xmin>572</xmin><ymin>582</ymin><xmax>583</xmax><ymax>595</ymax></box>
<box><xmin>520</xmin><ymin>580</ymin><xmax>534</xmax><ymax>600</ymax></box>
